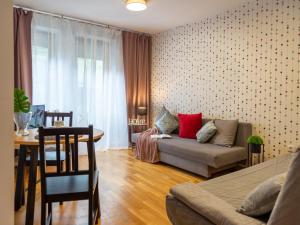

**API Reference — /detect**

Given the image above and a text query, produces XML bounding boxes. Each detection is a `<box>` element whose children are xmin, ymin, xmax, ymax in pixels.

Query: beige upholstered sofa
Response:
<box><xmin>132</xmin><ymin>119</ymin><xmax>252</xmax><ymax>178</ymax></box>
<box><xmin>166</xmin><ymin>150</ymin><xmax>300</xmax><ymax>225</ymax></box>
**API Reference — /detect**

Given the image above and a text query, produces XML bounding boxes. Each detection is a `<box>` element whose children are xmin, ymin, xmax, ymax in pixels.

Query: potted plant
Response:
<box><xmin>247</xmin><ymin>135</ymin><xmax>264</xmax><ymax>153</ymax></box>
<box><xmin>14</xmin><ymin>88</ymin><xmax>32</xmax><ymax>136</ymax></box>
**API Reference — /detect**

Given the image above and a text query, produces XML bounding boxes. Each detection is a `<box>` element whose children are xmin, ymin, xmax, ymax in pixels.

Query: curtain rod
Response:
<box><xmin>13</xmin><ymin>5</ymin><xmax>151</xmax><ymax>36</ymax></box>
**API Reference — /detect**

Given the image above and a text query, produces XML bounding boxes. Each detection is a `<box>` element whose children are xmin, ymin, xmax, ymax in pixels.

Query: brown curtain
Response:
<box><xmin>14</xmin><ymin>8</ymin><xmax>33</xmax><ymax>102</ymax></box>
<box><xmin>122</xmin><ymin>31</ymin><xmax>151</xmax><ymax>127</ymax></box>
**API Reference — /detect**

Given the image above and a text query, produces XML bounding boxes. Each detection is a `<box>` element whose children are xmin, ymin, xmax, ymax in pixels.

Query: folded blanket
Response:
<box><xmin>170</xmin><ymin>183</ymin><xmax>265</xmax><ymax>225</ymax></box>
<box><xmin>135</xmin><ymin>127</ymin><xmax>159</xmax><ymax>163</ymax></box>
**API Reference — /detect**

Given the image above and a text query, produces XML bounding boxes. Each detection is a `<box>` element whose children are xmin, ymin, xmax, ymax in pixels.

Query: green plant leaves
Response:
<box><xmin>14</xmin><ymin>88</ymin><xmax>31</xmax><ymax>113</ymax></box>
<box><xmin>247</xmin><ymin>135</ymin><xmax>264</xmax><ymax>145</ymax></box>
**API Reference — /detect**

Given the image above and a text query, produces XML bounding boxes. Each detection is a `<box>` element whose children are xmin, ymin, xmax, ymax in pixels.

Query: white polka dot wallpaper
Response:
<box><xmin>151</xmin><ymin>0</ymin><xmax>300</xmax><ymax>158</ymax></box>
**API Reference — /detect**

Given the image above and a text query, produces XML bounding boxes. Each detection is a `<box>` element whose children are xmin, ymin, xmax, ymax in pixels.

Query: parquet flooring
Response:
<box><xmin>15</xmin><ymin>149</ymin><xmax>203</xmax><ymax>225</ymax></box>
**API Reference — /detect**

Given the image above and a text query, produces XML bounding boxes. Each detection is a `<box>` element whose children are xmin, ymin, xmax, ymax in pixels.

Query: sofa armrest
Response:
<box><xmin>166</xmin><ymin>194</ymin><xmax>214</xmax><ymax>225</ymax></box>
<box><xmin>131</xmin><ymin>132</ymin><xmax>141</xmax><ymax>144</ymax></box>
<box><xmin>170</xmin><ymin>183</ymin><xmax>265</xmax><ymax>225</ymax></box>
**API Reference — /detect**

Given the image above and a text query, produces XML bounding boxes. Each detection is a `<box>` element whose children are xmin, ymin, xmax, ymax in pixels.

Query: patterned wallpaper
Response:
<box><xmin>151</xmin><ymin>0</ymin><xmax>300</xmax><ymax>158</ymax></box>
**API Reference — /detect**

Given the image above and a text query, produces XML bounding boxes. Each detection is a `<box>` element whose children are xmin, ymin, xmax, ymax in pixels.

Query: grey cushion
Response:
<box><xmin>235</xmin><ymin>122</ymin><xmax>253</xmax><ymax>148</ymax></box>
<box><xmin>155</xmin><ymin>105</ymin><xmax>168</xmax><ymax>122</ymax></box>
<box><xmin>155</xmin><ymin>111</ymin><xmax>178</xmax><ymax>134</ymax></box>
<box><xmin>157</xmin><ymin>135</ymin><xmax>247</xmax><ymax>168</ymax></box>
<box><xmin>268</xmin><ymin>148</ymin><xmax>300</xmax><ymax>225</ymax></box>
<box><xmin>210</xmin><ymin>119</ymin><xmax>239</xmax><ymax>147</ymax></box>
<box><xmin>237</xmin><ymin>173</ymin><xmax>287</xmax><ymax>216</ymax></box>
<box><xmin>196</xmin><ymin>120</ymin><xmax>217</xmax><ymax>143</ymax></box>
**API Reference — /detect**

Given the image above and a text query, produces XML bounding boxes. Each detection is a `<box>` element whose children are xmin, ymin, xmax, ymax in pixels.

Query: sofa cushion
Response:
<box><xmin>155</xmin><ymin>105</ymin><xmax>168</xmax><ymax>122</ymax></box>
<box><xmin>210</xmin><ymin>119</ymin><xmax>239</xmax><ymax>147</ymax></box>
<box><xmin>196</xmin><ymin>120</ymin><xmax>217</xmax><ymax>143</ymax></box>
<box><xmin>157</xmin><ymin>135</ymin><xmax>247</xmax><ymax>168</ymax></box>
<box><xmin>178</xmin><ymin>113</ymin><xmax>202</xmax><ymax>139</ymax></box>
<box><xmin>237</xmin><ymin>173</ymin><xmax>287</xmax><ymax>216</ymax></box>
<box><xmin>155</xmin><ymin>111</ymin><xmax>178</xmax><ymax>134</ymax></box>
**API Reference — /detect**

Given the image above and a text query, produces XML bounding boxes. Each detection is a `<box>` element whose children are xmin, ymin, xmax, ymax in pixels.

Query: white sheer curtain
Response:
<box><xmin>31</xmin><ymin>13</ymin><xmax>128</xmax><ymax>150</ymax></box>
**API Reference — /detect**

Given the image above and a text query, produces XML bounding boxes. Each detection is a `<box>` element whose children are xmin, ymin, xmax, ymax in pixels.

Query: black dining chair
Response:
<box><xmin>38</xmin><ymin>125</ymin><xmax>101</xmax><ymax>225</ymax></box>
<box><xmin>26</xmin><ymin>111</ymin><xmax>73</xmax><ymax>167</ymax></box>
<box><xmin>41</xmin><ymin>111</ymin><xmax>73</xmax><ymax>167</ymax></box>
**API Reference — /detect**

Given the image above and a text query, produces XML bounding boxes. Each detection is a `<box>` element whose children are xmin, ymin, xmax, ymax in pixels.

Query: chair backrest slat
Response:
<box><xmin>74</xmin><ymin>135</ymin><xmax>79</xmax><ymax>172</ymax></box>
<box><xmin>56</xmin><ymin>134</ymin><xmax>61</xmax><ymax>174</ymax></box>
<box><xmin>65</xmin><ymin>134</ymin><xmax>70</xmax><ymax>173</ymax></box>
<box><xmin>43</xmin><ymin>111</ymin><xmax>73</xmax><ymax>127</ymax></box>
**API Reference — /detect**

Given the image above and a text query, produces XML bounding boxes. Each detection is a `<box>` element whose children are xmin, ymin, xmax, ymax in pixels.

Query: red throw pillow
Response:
<box><xmin>178</xmin><ymin>113</ymin><xmax>202</xmax><ymax>139</ymax></box>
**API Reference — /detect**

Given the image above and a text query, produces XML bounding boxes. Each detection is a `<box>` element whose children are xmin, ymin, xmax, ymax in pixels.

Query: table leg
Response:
<box><xmin>15</xmin><ymin>145</ymin><xmax>27</xmax><ymax>210</ymax></box>
<box><xmin>25</xmin><ymin>147</ymin><xmax>38</xmax><ymax>225</ymax></box>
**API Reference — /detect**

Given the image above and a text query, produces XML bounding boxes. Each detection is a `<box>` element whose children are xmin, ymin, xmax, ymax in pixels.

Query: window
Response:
<box><xmin>31</xmin><ymin>13</ymin><xmax>129</xmax><ymax>149</ymax></box>
<box><xmin>75</xmin><ymin>37</ymin><xmax>105</xmax><ymax>89</ymax></box>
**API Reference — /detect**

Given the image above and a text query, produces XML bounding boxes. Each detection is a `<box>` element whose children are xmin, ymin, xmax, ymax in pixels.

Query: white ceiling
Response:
<box><xmin>14</xmin><ymin>0</ymin><xmax>246</xmax><ymax>34</ymax></box>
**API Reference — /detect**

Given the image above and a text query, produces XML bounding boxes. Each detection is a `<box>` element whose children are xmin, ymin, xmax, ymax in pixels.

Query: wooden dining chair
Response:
<box><xmin>42</xmin><ymin>111</ymin><xmax>73</xmax><ymax>167</ymax></box>
<box><xmin>26</xmin><ymin>111</ymin><xmax>73</xmax><ymax>168</ymax></box>
<box><xmin>38</xmin><ymin>125</ymin><xmax>101</xmax><ymax>225</ymax></box>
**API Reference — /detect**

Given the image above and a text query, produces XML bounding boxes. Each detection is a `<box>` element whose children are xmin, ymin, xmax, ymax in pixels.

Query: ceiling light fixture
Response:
<box><xmin>126</xmin><ymin>0</ymin><xmax>147</xmax><ymax>12</ymax></box>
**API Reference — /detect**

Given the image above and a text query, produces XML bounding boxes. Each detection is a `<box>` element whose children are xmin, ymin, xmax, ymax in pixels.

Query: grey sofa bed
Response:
<box><xmin>166</xmin><ymin>151</ymin><xmax>300</xmax><ymax>225</ymax></box>
<box><xmin>132</xmin><ymin>119</ymin><xmax>252</xmax><ymax>178</ymax></box>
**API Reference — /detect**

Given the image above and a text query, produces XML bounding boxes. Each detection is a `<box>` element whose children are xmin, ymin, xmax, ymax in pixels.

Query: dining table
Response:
<box><xmin>14</xmin><ymin>128</ymin><xmax>104</xmax><ymax>225</ymax></box>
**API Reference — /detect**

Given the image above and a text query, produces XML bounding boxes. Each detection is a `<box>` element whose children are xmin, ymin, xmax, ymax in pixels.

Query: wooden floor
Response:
<box><xmin>15</xmin><ymin>149</ymin><xmax>203</xmax><ymax>225</ymax></box>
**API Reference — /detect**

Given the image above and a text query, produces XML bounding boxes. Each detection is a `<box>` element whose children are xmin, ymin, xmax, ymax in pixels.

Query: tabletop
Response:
<box><xmin>14</xmin><ymin>128</ymin><xmax>104</xmax><ymax>146</ymax></box>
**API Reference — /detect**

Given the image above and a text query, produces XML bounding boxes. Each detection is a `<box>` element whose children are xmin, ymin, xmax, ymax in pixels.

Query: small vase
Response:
<box><xmin>14</xmin><ymin>112</ymin><xmax>32</xmax><ymax>136</ymax></box>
